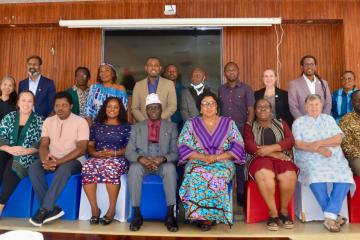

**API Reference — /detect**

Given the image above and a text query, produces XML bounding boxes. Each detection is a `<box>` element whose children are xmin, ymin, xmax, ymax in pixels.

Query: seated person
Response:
<box><xmin>339</xmin><ymin>90</ymin><xmax>360</xmax><ymax>176</ymax></box>
<box><xmin>177</xmin><ymin>92</ymin><xmax>245</xmax><ymax>231</ymax></box>
<box><xmin>28</xmin><ymin>91</ymin><xmax>89</xmax><ymax>227</ymax></box>
<box><xmin>293</xmin><ymin>94</ymin><xmax>354</xmax><ymax>232</ymax></box>
<box><xmin>0</xmin><ymin>91</ymin><xmax>43</xmax><ymax>215</ymax></box>
<box><xmin>82</xmin><ymin>97</ymin><xmax>131</xmax><ymax>225</ymax></box>
<box><xmin>243</xmin><ymin>99</ymin><xmax>298</xmax><ymax>231</ymax></box>
<box><xmin>125</xmin><ymin>93</ymin><xmax>178</xmax><ymax>232</ymax></box>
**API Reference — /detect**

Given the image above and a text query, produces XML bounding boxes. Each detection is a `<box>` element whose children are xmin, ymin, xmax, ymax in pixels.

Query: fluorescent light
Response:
<box><xmin>59</xmin><ymin>18</ymin><xmax>281</xmax><ymax>29</ymax></box>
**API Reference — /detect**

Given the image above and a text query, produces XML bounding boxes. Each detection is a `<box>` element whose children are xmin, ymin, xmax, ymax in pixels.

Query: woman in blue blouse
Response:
<box><xmin>332</xmin><ymin>71</ymin><xmax>357</xmax><ymax>123</ymax></box>
<box><xmin>84</xmin><ymin>63</ymin><xmax>128</xmax><ymax>126</ymax></box>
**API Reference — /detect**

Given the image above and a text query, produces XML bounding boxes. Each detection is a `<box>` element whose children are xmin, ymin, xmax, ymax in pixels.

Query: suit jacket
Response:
<box><xmin>18</xmin><ymin>75</ymin><xmax>56</xmax><ymax>118</ymax></box>
<box><xmin>288</xmin><ymin>76</ymin><xmax>332</xmax><ymax>119</ymax></box>
<box><xmin>131</xmin><ymin>77</ymin><xmax>177</xmax><ymax>122</ymax></box>
<box><xmin>125</xmin><ymin>120</ymin><xmax>178</xmax><ymax>163</ymax></box>
<box><xmin>254</xmin><ymin>87</ymin><xmax>294</xmax><ymax>126</ymax></box>
<box><xmin>180</xmin><ymin>88</ymin><xmax>199</xmax><ymax>121</ymax></box>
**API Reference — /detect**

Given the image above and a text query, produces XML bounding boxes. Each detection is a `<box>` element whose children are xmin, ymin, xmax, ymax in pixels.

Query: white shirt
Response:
<box><xmin>28</xmin><ymin>75</ymin><xmax>41</xmax><ymax>96</ymax></box>
<box><xmin>303</xmin><ymin>74</ymin><xmax>317</xmax><ymax>94</ymax></box>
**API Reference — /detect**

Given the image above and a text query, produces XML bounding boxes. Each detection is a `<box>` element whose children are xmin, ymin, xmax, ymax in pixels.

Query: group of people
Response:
<box><xmin>0</xmin><ymin>54</ymin><xmax>358</xmax><ymax>233</ymax></box>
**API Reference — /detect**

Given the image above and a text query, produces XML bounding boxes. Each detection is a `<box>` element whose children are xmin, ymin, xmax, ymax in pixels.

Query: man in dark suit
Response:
<box><xmin>18</xmin><ymin>55</ymin><xmax>56</xmax><ymax>119</ymax></box>
<box><xmin>126</xmin><ymin>93</ymin><xmax>178</xmax><ymax>232</ymax></box>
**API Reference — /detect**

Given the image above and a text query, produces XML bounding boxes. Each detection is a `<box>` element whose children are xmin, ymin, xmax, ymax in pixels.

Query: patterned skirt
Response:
<box><xmin>179</xmin><ymin>159</ymin><xmax>235</xmax><ymax>226</ymax></box>
<box><xmin>82</xmin><ymin>157</ymin><xmax>129</xmax><ymax>185</ymax></box>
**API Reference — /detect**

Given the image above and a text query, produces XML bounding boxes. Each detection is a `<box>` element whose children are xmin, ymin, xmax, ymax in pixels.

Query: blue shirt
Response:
<box><xmin>28</xmin><ymin>75</ymin><xmax>41</xmax><ymax>96</ymax></box>
<box><xmin>147</xmin><ymin>77</ymin><xmax>160</xmax><ymax>94</ymax></box>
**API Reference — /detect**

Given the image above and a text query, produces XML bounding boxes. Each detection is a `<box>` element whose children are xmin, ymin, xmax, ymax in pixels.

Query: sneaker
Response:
<box><xmin>29</xmin><ymin>208</ymin><xmax>49</xmax><ymax>227</ymax></box>
<box><xmin>43</xmin><ymin>206</ymin><xmax>65</xmax><ymax>223</ymax></box>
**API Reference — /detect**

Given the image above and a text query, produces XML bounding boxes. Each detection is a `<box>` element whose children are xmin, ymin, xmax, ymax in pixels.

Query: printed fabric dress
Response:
<box><xmin>84</xmin><ymin>83</ymin><xmax>128</xmax><ymax>120</ymax></box>
<box><xmin>292</xmin><ymin>114</ymin><xmax>354</xmax><ymax>191</ymax></box>
<box><xmin>82</xmin><ymin>122</ymin><xmax>131</xmax><ymax>185</ymax></box>
<box><xmin>178</xmin><ymin>117</ymin><xmax>245</xmax><ymax>226</ymax></box>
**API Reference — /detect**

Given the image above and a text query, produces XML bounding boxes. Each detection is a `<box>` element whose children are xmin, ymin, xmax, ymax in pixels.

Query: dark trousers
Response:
<box><xmin>28</xmin><ymin>159</ymin><xmax>81</xmax><ymax>211</ymax></box>
<box><xmin>236</xmin><ymin>164</ymin><xmax>245</xmax><ymax>203</ymax></box>
<box><xmin>0</xmin><ymin>151</ymin><xmax>21</xmax><ymax>204</ymax></box>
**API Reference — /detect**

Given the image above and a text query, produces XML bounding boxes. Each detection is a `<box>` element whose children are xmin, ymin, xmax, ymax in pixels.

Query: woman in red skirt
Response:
<box><xmin>243</xmin><ymin>98</ymin><xmax>298</xmax><ymax>231</ymax></box>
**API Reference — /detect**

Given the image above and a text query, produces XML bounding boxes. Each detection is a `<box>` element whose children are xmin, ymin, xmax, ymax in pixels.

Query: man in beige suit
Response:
<box><xmin>131</xmin><ymin>57</ymin><xmax>177</xmax><ymax>122</ymax></box>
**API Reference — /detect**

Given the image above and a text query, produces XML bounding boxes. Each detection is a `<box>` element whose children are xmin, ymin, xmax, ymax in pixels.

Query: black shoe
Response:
<box><xmin>100</xmin><ymin>215</ymin><xmax>114</xmax><ymax>225</ymax></box>
<box><xmin>89</xmin><ymin>209</ymin><xmax>101</xmax><ymax>225</ymax></box>
<box><xmin>165</xmin><ymin>216</ymin><xmax>179</xmax><ymax>232</ymax></box>
<box><xmin>44</xmin><ymin>206</ymin><xmax>65</xmax><ymax>224</ymax></box>
<box><xmin>29</xmin><ymin>208</ymin><xmax>49</xmax><ymax>227</ymax></box>
<box><xmin>129</xmin><ymin>215</ymin><xmax>143</xmax><ymax>231</ymax></box>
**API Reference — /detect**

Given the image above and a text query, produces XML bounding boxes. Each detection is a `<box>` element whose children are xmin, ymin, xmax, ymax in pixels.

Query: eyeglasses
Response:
<box><xmin>201</xmin><ymin>101</ymin><xmax>217</xmax><ymax>108</ymax></box>
<box><xmin>256</xmin><ymin>105</ymin><xmax>271</xmax><ymax>110</ymax></box>
<box><xmin>302</xmin><ymin>63</ymin><xmax>316</xmax><ymax>67</ymax></box>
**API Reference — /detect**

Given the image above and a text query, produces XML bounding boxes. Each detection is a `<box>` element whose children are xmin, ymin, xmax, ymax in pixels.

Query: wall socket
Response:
<box><xmin>164</xmin><ymin>5</ymin><xmax>176</xmax><ymax>15</ymax></box>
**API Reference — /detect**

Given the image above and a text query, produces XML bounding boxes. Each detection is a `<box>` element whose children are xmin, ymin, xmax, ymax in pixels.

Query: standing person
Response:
<box><xmin>254</xmin><ymin>69</ymin><xmax>293</xmax><ymax>126</ymax></box>
<box><xmin>28</xmin><ymin>91</ymin><xmax>89</xmax><ymax>227</ymax></box>
<box><xmin>18</xmin><ymin>55</ymin><xmax>56</xmax><ymax>119</ymax></box>
<box><xmin>178</xmin><ymin>93</ymin><xmax>245</xmax><ymax>231</ymax></box>
<box><xmin>180</xmin><ymin>67</ymin><xmax>214</xmax><ymax>121</ymax></box>
<box><xmin>288</xmin><ymin>55</ymin><xmax>332</xmax><ymax>120</ymax></box>
<box><xmin>126</xmin><ymin>93</ymin><xmax>178</xmax><ymax>232</ymax></box>
<box><xmin>131</xmin><ymin>57</ymin><xmax>177</xmax><ymax>122</ymax></box>
<box><xmin>163</xmin><ymin>64</ymin><xmax>184</xmax><ymax>129</ymax></box>
<box><xmin>293</xmin><ymin>94</ymin><xmax>354</xmax><ymax>232</ymax></box>
<box><xmin>65</xmin><ymin>67</ymin><xmax>91</xmax><ymax>118</ymax></box>
<box><xmin>218</xmin><ymin>61</ymin><xmax>255</xmax><ymax>206</ymax></box>
<box><xmin>0</xmin><ymin>91</ymin><xmax>43</xmax><ymax>215</ymax></box>
<box><xmin>82</xmin><ymin>97</ymin><xmax>131</xmax><ymax>225</ymax></box>
<box><xmin>84</xmin><ymin>63</ymin><xmax>127</xmax><ymax>126</ymax></box>
<box><xmin>332</xmin><ymin>71</ymin><xmax>357</xmax><ymax>123</ymax></box>
<box><xmin>339</xmin><ymin>90</ymin><xmax>360</xmax><ymax>176</ymax></box>
<box><xmin>0</xmin><ymin>76</ymin><xmax>17</xmax><ymax>121</ymax></box>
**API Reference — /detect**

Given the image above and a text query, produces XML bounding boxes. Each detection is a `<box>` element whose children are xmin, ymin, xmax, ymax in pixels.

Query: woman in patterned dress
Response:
<box><xmin>293</xmin><ymin>94</ymin><xmax>354</xmax><ymax>232</ymax></box>
<box><xmin>243</xmin><ymin>98</ymin><xmax>298</xmax><ymax>231</ymax></box>
<box><xmin>84</xmin><ymin>63</ymin><xmax>128</xmax><ymax>126</ymax></box>
<box><xmin>178</xmin><ymin>92</ymin><xmax>245</xmax><ymax>231</ymax></box>
<box><xmin>0</xmin><ymin>91</ymin><xmax>43</xmax><ymax>215</ymax></box>
<box><xmin>82</xmin><ymin>97</ymin><xmax>131</xmax><ymax>225</ymax></box>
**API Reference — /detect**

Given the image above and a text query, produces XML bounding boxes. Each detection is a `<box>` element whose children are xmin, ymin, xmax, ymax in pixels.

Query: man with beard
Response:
<box><xmin>65</xmin><ymin>67</ymin><xmax>91</xmax><ymax>118</ymax></box>
<box><xmin>131</xmin><ymin>57</ymin><xmax>177</xmax><ymax>122</ymax></box>
<box><xmin>18</xmin><ymin>55</ymin><xmax>56</xmax><ymax>119</ymax></box>
<box><xmin>288</xmin><ymin>55</ymin><xmax>332</xmax><ymax>119</ymax></box>
<box><xmin>126</xmin><ymin>93</ymin><xmax>178</xmax><ymax>232</ymax></box>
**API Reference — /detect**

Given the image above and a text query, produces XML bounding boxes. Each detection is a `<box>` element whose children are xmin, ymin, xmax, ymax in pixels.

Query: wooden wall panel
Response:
<box><xmin>0</xmin><ymin>0</ymin><xmax>358</xmax><ymax>91</ymax></box>
<box><xmin>0</xmin><ymin>28</ymin><xmax>101</xmax><ymax>91</ymax></box>
<box><xmin>223</xmin><ymin>23</ymin><xmax>344</xmax><ymax>92</ymax></box>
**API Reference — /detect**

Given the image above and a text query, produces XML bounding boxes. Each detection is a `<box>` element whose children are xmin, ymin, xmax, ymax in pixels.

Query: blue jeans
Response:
<box><xmin>310</xmin><ymin>182</ymin><xmax>350</xmax><ymax>220</ymax></box>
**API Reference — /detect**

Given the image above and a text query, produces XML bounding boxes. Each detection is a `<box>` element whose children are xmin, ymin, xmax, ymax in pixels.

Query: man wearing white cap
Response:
<box><xmin>126</xmin><ymin>93</ymin><xmax>178</xmax><ymax>232</ymax></box>
<box><xmin>131</xmin><ymin>57</ymin><xmax>177</xmax><ymax>122</ymax></box>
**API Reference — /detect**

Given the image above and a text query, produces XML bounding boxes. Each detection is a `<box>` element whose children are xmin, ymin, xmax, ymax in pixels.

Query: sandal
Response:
<box><xmin>89</xmin><ymin>209</ymin><xmax>101</xmax><ymax>225</ymax></box>
<box><xmin>279</xmin><ymin>214</ymin><xmax>294</xmax><ymax>229</ymax></box>
<box><xmin>200</xmin><ymin>221</ymin><xmax>213</xmax><ymax>232</ymax></box>
<box><xmin>100</xmin><ymin>215</ymin><xmax>114</xmax><ymax>225</ymax></box>
<box><xmin>323</xmin><ymin>218</ymin><xmax>340</xmax><ymax>232</ymax></box>
<box><xmin>266</xmin><ymin>217</ymin><xmax>279</xmax><ymax>231</ymax></box>
<box><xmin>336</xmin><ymin>215</ymin><xmax>347</xmax><ymax>227</ymax></box>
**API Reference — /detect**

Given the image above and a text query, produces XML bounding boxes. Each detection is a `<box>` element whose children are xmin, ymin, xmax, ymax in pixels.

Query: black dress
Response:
<box><xmin>254</xmin><ymin>87</ymin><xmax>294</xmax><ymax>126</ymax></box>
<box><xmin>0</xmin><ymin>99</ymin><xmax>16</xmax><ymax>121</ymax></box>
